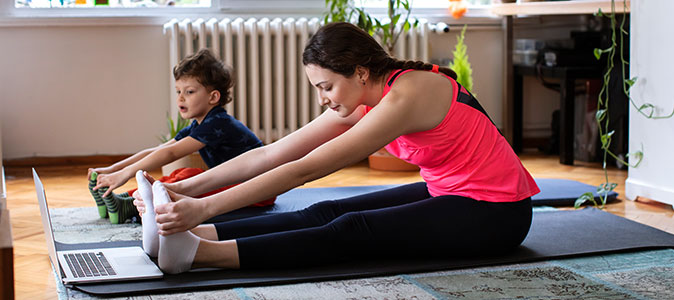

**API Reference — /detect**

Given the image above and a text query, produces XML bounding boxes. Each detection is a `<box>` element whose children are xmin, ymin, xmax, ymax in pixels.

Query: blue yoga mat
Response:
<box><xmin>206</xmin><ymin>178</ymin><xmax>617</xmax><ymax>223</ymax></box>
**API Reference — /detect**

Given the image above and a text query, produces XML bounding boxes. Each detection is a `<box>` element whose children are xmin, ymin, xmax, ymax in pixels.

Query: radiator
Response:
<box><xmin>164</xmin><ymin>17</ymin><xmax>431</xmax><ymax>144</ymax></box>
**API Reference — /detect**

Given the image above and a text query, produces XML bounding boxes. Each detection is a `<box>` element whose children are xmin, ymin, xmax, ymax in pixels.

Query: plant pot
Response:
<box><xmin>368</xmin><ymin>148</ymin><xmax>420</xmax><ymax>172</ymax></box>
<box><xmin>161</xmin><ymin>152</ymin><xmax>208</xmax><ymax>176</ymax></box>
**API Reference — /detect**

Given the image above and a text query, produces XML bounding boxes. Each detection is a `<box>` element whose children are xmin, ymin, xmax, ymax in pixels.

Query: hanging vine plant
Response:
<box><xmin>575</xmin><ymin>0</ymin><xmax>674</xmax><ymax>209</ymax></box>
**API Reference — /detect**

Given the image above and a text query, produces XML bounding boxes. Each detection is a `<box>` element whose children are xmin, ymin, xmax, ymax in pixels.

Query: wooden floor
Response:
<box><xmin>4</xmin><ymin>152</ymin><xmax>673</xmax><ymax>299</ymax></box>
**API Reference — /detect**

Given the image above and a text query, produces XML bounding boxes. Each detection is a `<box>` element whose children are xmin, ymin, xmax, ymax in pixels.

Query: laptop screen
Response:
<box><xmin>33</xmin><ymin>168</ymin><xmax>62</xmax><ymax>281</ymax></box>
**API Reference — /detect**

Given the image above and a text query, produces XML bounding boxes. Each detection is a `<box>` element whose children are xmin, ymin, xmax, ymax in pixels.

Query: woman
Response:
<box><xmin>135</xmin><ymin>22</ymin><xmax>539</xmax><ymax>274</ymax></box>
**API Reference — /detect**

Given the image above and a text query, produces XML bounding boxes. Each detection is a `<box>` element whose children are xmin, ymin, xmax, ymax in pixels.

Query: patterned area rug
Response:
<box><xmin>53</xmin><ymin>207</ymin><xmax>674</xmax><ymax>300</ymax></box>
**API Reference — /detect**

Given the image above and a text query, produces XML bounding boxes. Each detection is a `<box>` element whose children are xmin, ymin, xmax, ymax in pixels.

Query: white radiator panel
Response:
<box><xmin>164</xmin><ymin>18</ymin><xmax>431</xmax><ymax>144</ymax></box>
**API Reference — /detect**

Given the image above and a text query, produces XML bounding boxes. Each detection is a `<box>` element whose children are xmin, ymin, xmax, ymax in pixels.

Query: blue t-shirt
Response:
<box><xmin>174</xmin><ymin>106</ymin><xmax>263</xmax><ymax>168</ymax></box>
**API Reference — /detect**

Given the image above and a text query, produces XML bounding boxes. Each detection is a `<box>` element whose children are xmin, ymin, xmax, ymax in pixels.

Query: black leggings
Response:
<box><xmin>214</xmin><ymin>182</ymin><xmax>532</xmax><ymax>269</ymax></box>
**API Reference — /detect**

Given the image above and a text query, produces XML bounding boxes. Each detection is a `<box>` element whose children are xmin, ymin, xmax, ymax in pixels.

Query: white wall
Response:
<box><xmin>625</xmin><ymin>1</ymin><xmax>674</xmax><ymax>205</ymax></box>
<box><xmin>0</xmin><ymin>24</ymin><xmax>169</xmax><ymax>159</ymax></box>
<box><xmin>0</xmin><ymin>16</ymin><xmax>578</xmax><ymax>160</ymax></box>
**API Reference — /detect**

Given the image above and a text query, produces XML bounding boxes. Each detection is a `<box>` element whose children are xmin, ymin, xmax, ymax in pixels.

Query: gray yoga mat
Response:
<box><xmin>205</xmin><ymin>178</ymin><xmax>617</xmax><ymax>223</ymax></box>
<box><xmin>60</xmin><ymin>208</ymin><xmax>674</xmax><ymax>296</ymax></box>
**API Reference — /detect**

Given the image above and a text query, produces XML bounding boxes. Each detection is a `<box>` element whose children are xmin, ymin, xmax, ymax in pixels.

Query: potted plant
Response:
<box><xmin>450</xmin><ymin>25</ymin><xmax>473</xmax><ymax>93</ymax></box>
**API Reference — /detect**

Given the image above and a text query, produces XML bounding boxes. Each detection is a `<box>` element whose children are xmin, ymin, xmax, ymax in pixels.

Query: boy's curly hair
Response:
<box><xmin>173</xmin><ymin>48</ymin><xmax>234</xmax><ymax>106</ymax></box>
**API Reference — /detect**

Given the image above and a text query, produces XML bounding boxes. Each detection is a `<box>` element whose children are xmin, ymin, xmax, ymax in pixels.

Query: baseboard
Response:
<box><xmin>2</xmin><ymin>155</ymin><xmax>131</xmax><ymax>168</ymax></box>
<box><xmin>625</xmin><ymin>177</ymin><xmax>674</xmax><ymax>206</ymax></box>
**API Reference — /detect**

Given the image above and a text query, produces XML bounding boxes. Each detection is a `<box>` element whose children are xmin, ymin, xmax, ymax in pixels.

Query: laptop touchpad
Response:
<box><xmin>115</xmin><ymin>256</ymin><xmax>149</xmax><ymax>266</ymax></box>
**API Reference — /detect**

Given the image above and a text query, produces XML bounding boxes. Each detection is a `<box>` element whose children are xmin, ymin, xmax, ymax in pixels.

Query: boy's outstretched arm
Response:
<box><xmin>87</xmin><ymin>144</ymin><xmax>161</xmax><ymax>179</ymax></box>
<box><xmin>95</xmin><ymin>137</ymin><xmax>204</xmax><ymax>196</ymax></box>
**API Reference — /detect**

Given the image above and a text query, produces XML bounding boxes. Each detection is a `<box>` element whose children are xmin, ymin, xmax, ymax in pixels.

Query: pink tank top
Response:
<box><xmin>366</xmin><ymin>69</ymin><xmax>539</xmax><ymax>202</ymax></box>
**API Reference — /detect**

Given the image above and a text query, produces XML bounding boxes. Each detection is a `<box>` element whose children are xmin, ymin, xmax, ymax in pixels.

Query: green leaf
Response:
<box><xmin>357</xmin><ymin>11</ymin><xmax>368</xmax><ymax>31</ymax></box>
<box><xmin>381</xmin><ymin>23</ymin><xmax>390</xmax><ymax>33</ymax></box>
<box><xmin>161</xmin><ymin>113</ymin><xmax>189</xmax><ymax>143</ymax></box>
<box><xmin>627</xmin><ymin>150</ymin><xmax>644</xmax><ymax>167</ymax></box>
<box><xmin>594</xmin><ymin>8</ymin><xmax>604</xmax><ymax>17</ymax></box>
<box><xmin>606</xmin><ymin>130</ymin><xmax>615</xmax><ymax>138</ymax></box>
<box><xmin>597</xmin><ymin>182</ymin><xmax>618</xmax><ymax>196</ymax></box>
<box><xmin>593</xmin><ymin>48</ymin><xmax>602</xmax><ymax>60</ymax></box>
<box><xmin>639</xmin><ymin>103</ymin><xmax>654</xmax><ymax>111</ymax></box>
<box><xmin>625</xmin><ymin>77</ymin><xmax>638</xmax><ymax>88</ymax></box>
<box><xmin>391</xmin><ymin>14</ymin><xmax>401</xmax><ymax>27</ymax></box>
<box><xmin>628</xmin><ymin>151</ymin><xmax>643</xmax><ymax>161</ymax></box>
<box><xmin>595</xmin><ymin>109</ymin><xmax>607</xmax><ymax>122</ymax></box>
<box><xmin>638</xmin><ymin>103</ymin><xmax>655</xmax><ymax>118</ymax></box>
<box><xmin>403</xmin><ymin>20</ymin><xmax>411</xmax><ymax>32</ymax></box>
<box><xmin>574</xmin><ymin>192</ymin><xmax>594</xmax><ymax>209</ymax></box>
<box><xmin>168</xmin><ymin>118</ymin><xmax>176</xmax><ymax>136</ymax></box>
<box><xmin>600</xmin><ymin>131</ymin><xmax>614</xmax><ymax>147</ymax></box>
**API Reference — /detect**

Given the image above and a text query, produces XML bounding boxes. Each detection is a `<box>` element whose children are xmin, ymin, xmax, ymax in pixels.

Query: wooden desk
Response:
<box><xmin>513</xmin><ymin>64</ymin><xmax>602</xmax><ymax>165</ymax></box>
<box><xmin>491</xmin><ymin>0</ymin><xmax>630</xmax><ymax>163</ymax></box>
<box><xmin>491</xmin><ymin>0</ymin><xmax>630</xmax><ymax>16</ymax></box>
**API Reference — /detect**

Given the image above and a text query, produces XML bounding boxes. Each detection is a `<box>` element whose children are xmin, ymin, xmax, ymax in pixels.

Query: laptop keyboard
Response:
<box><xmin>64</xmin><ymin>252</ymin><xmax>117</xmax><ymax>278</ymax></box>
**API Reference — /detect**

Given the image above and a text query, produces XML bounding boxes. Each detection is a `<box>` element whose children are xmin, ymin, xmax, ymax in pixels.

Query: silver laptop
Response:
<box><xmin>33</xmin><ymin>168</ymin><xmax>163</xmax><ymax>284</ymax></box>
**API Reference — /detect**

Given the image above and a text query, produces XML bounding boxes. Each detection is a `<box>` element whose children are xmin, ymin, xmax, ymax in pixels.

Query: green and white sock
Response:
<box><xmin>88</xmin><ymin>172</ymin><xmax>107</xmax><ymax>219</ymax></box>
<box><xmin>98</xmin><ymin>187</ymin><xmax>139</xmax><ymax>224</ymax></box>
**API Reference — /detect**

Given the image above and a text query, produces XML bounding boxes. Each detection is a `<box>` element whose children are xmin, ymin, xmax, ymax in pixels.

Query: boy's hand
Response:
<box><xmin>94</xmin><ymin>171</ymin><xmax>131</xmax><ymax>197</ymax></box>
<box><xmin>155</xmin><ymin>189</ymin><xmax>207</xmax><ymax>235</ymax></box>
<box><xmin>88</xmin><ymin>167</ymin><xmax>114</xmax><ymax>179</ymax></box>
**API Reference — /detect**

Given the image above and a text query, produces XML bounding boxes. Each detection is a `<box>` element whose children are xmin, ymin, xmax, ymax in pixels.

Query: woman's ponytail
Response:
<box><xmin>388</xmin><ymin>59</ymin><xmax>457</xmax><ymax>80</ymax></box>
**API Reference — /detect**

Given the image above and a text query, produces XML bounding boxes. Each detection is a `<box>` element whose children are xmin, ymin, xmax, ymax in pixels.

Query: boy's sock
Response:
<box><xmin>153</xmin><ymin>181</ymin><xmax>200</xmax><ymax>274</ymax></box>
<box><xmin>88</xmin><ymin>172</ymin><xmax>107</xmax><ymax>219</ymax></box>
<box><xmin>136</xmin><ymin>170</ymin><xmax>159</xmax><ymax>257</ymax></box>
<box><xmin>98</xmin><ymin>187</ymin><xmax>139</xmax><ymax>224</ymax></box>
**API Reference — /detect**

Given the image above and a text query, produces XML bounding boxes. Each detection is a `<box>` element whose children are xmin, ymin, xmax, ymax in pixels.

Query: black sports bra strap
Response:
<box><xmin>387</xmin><ymin>69</ymin><xmax>406</xmax><ymax>87</ymax></box>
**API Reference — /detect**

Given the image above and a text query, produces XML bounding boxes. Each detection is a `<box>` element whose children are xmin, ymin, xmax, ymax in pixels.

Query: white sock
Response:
<box><xmin>136</xmin><ymin>170</ymin><xmax>158</xmax><ymax>257</ymax></box>
<box><xmin>152</xmin><ymin>181</ymin><xmax>200</xmax><ymax>274</ymax></box>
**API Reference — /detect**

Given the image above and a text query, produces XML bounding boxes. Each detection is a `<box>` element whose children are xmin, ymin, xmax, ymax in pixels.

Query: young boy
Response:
<box><xmin>89</xmin><ymin>48</ymin><xmax>271</xmax><ymax>224</ymax></box>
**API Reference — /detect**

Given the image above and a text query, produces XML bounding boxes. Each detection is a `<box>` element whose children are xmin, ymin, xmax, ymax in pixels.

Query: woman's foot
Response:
<box><xmin>153</xmin><ymin>181</ymin><xmax>200</xmax><ymax>274</ymax></box>
<box><xmin>137</xmin><ymin>170</ymin><xmax>159</xmax><ymax>257</ymax></box>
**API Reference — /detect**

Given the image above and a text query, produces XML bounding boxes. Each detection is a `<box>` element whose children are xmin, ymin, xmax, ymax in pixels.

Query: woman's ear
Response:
<box><xmin>356</xmin><ymin>66</ymin><xmax>370</xmax><ymax>82</ymax></box>
<box><xmin>209</xmin><ymin>90</ymin><xmax>221</xmax><ymax>105</ymax></box>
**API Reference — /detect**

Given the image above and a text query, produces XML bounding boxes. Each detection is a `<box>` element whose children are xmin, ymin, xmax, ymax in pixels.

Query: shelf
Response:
<box><xmin>491</xmin><ymin>0</ymin><xmax>630</xmax><ymax>16</ymax></box>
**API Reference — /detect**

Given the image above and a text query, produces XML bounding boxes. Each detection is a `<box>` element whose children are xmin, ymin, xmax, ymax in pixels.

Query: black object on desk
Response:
<box><xmin>513</xmin><ymin>64</ymin><xmax>602</xmax><ymax>165</ymax></box>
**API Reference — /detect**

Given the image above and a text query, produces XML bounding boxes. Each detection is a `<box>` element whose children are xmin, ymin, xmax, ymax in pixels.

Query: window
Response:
<box><xmin>6</xmin><ymin>0</ymin><xmax>491</xmax><ymax>19</ymax></box>
<box><xmin>357</xmin><ymin>0</ymin><xmax>494</xmax><ymax>20</ymax></box>
<box><xmin>15</xmin><ymin>0</ymin><xmax>211</xmax><ymax>8</ymax></box>
<box><xmin>361</xmin><ymin>0</ymin><xmax>492</xmax><ymax>9</ymax></box>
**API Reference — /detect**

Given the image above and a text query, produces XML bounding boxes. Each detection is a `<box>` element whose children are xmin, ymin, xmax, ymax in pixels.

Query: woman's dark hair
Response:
<box><xmin>173</xmin><ymin>48</ymin><xmax>234</xmax><ymax>106</ymax></box>
<box><xmin>302</xmin><ymin>22</ymin><xmax>457</xmax><ymax>82</ymax></box>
